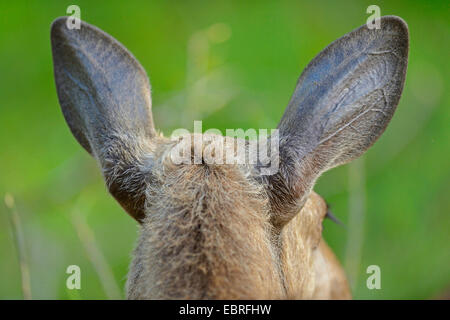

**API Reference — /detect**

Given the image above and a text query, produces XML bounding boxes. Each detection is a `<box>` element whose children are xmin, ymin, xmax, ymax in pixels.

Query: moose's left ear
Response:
<box><xmin>266</xmin><ymin>16</ymin><xmax>409</xmax><ymax>227</ymax></box>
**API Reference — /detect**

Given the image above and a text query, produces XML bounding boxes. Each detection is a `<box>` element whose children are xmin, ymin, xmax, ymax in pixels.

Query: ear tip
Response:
<box><xmin>50</xmin><ymin>17</ymin><xmax>75</xmax><ymax>45</ymax></box>
<box><xmin>50</xmin><ymin>16</ymin><xmax>72</xmax><ymax>36</ymax></box>
<box><xmin>380</xmin><ymin>15</ymin><xmax>409</xmax><ymax>40</ymax></box>
<box><xmin>51</xmin><ymin>16</ymin><xmax>68</xmax><ymax>27</ymax></box>
<box><xmin>50</xmin><ymin>17</ymin><xmax>64</xmax><ymax>38</ymax></box>
<box><xmin>50</xmin><ymin>16</ymin><xmax>90</xmax><ymax>43</ymax></box>
<box><xmin>381</xmin><ymin>15</ymin><xmax>409</xmax><ymax>29</ymax></box>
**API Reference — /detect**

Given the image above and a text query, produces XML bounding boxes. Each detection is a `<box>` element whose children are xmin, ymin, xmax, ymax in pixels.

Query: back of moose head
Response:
<box><xmin>51</xmin><ymin>16</ymin><xmax>408</xmax><ymax>299</ymax></box>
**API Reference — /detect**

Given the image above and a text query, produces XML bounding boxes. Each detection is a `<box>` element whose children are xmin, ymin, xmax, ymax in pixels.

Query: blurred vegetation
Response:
<box><xmin>0</xmin><ymin>0</ymin><xmax>448</xmax><ymax>299</ymax></box>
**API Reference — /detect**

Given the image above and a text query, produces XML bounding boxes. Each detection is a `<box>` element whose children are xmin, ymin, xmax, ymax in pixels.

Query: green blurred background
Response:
<box><xmin>0</xmin><ymin>0</ymin><xmax>448</xmax><ymax>299</ymax></box>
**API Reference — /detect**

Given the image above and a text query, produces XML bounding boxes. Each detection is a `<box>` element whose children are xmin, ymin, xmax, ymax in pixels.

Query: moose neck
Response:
<box><xmin>126</xmin><ymin>163</ymin><xmax>284</xmax><ymax>299</ymax></box>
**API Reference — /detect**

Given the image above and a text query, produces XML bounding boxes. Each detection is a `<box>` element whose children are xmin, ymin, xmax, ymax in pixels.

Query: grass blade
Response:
<box><xmin>4</xmin><ymin>193</ymin><xmax>32</xmax><ymax>300</ymax></box>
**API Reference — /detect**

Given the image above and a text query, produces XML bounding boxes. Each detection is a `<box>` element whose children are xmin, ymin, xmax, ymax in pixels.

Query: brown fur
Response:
<box><xmin>124</xmin><ymin>137</ymin><xmax>350</xmax><ymax>299</ymax></box>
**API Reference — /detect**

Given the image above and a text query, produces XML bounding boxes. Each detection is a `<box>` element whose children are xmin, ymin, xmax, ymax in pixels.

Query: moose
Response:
<box><xmin>50</xmin><ymin>15</ymin><xmax>408</xmax><ymax>299</ymax></box>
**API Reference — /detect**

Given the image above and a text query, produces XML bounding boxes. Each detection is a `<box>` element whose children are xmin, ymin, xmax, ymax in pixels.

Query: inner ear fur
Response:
<box><xmin>265</xmin><ymin>16</ymin><xmax>409</xmax><ymax>228</ymax></box>
<box><xmin>51</xmin><ymin>17</ymin><xmax>157</xmax><ymax>222</ymax></box>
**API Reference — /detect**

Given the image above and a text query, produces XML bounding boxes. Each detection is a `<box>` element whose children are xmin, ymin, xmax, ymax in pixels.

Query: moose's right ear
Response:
<box><xmin>51</xmin><ymin>17</ymin><xmax>156</xmax><ymax>222</ymax></box>
<box><xmin>266</xmin><ymin>16</ymin><xmax>409</xmax><ymax>227</ymax></box>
